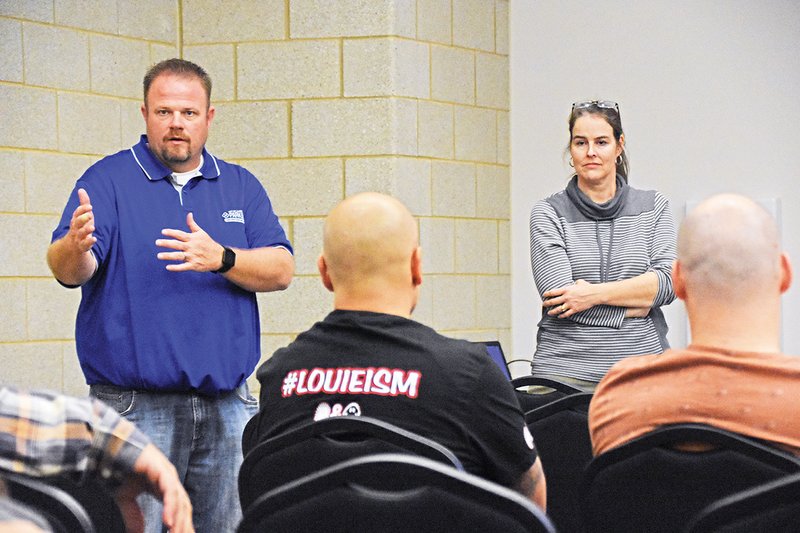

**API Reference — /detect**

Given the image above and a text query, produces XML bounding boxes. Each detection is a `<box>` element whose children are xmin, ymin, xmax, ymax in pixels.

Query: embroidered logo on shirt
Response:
<box><xmin>281</xmin><ymin>367</ymin><xmax>422</xmax><ymax>399</ymax></box>
<box><xmin>222</xmin><ymin>210</ymin><xmax>245</xmax><ymax>224</ymax></box>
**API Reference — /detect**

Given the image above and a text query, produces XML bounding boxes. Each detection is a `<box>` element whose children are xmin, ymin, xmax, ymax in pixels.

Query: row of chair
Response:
<box><xmin>512</xmin><ymin>375</ymin><xmax>800</xmax><ymax>533</ymax></box>
<box><xmin>6</xmin><ymin>375</ymin><xmax>800</xmax><ymax>532</ymax></box>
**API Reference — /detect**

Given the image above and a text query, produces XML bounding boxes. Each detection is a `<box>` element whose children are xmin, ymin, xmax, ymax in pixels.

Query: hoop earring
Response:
<box><xmin>615</xmin><ymin>155</ymin><xmax>622</xmax><ymax>165</ymax></box>
<box><xmin>569</xmin><ymin>158</ymin><xmax>574</xmax><ymax>168</ymax></box>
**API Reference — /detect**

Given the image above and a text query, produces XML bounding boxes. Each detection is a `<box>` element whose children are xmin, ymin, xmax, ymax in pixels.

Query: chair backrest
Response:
<box><xmin>238</xmin><ymin>415</ymin><xmax>463</xmax><ymax>511</ymax></box>
<box><xmin>237</xmin><ymin>453</ymin><xmax>556</xmax><ymax>533</ymax></box>
<box><xmin>49</xmin><ymin>476</ymin><xmax>126</xmax><ymax>533</ymax></box>
<box><xmin>2</xmin><ymin>472</ymin><xmax>95</xmax><ymax>533</ymax></box>
<box><xmin>512</xmin><ymin>375</ymin><xmax>584</xmax><ymax>412</ymax></box>
<box><xmin>685</xmin><ymin>471</ymin><xmax>800</xmax><ymax>533</ymax></box>
<box><xmin>525</xmin><ymin>391</ymin><xmax>593</xmax><ymax>533</ymax></box>
<box><xmin>581</xmin><ymin>423</ymin><xmax>800</xmax><ymax>533</ymax></box>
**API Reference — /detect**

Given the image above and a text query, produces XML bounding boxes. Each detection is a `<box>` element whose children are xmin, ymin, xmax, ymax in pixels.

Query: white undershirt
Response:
<box><xmin>169</xmin><ymin>156</ymin><xmax>203</xmax><ymax>205</ymax></box>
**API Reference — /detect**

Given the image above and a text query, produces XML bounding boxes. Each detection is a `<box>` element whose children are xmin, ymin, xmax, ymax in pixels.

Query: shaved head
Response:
<box><xmin>678</xmin><ymin>194</ymin><xmax>781</xmax><ymax>302</ymax></box>
<box><xmin>320</xmin><ymin>193</ymin><xmax>421</xmax><ymax>312</ymax></box>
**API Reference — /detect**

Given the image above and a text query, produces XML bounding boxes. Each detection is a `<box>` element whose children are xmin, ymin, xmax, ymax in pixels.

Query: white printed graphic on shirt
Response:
<box><xmin>314</xmin><ymin>401</ymin><xmax>362</xmax><ymax>421</ymax></box>
<box><xmin>281</xmin><ymin>367</ymin><xmax>421</xmax><ymax>399</ymax></box>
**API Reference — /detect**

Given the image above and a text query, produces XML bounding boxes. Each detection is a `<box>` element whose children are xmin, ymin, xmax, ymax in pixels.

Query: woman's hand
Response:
<box><xmin>542</xmin><ymin>279</ymin><xmax>599</xmax><ymax>318</ymax></box>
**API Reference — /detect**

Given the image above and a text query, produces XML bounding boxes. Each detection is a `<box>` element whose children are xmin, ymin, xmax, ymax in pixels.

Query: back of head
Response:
<box><xmin>322</xmin><ymin>192</ymin><xmax>419</xmax><ymax>295</ymax></box>
<box><xmin>678</xmin><ymin>194</ymin><xmax>782</xmax><ymax>305</ymax></box>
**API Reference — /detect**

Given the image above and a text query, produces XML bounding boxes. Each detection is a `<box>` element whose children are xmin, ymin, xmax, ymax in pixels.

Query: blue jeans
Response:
<box><xmin>91</xmin><ymin>384</ymin><xmax>259</xmax><ymax>533</ymax></box>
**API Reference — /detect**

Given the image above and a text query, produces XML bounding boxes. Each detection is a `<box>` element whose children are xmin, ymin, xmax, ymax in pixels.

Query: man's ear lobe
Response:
<box><xmin>411</xmin><ymin>247</ymin><xmax>423</xmax><ymax>287</ymax></box>
<box><xmin>318</xmin><ymin>254</ymin><xmax>334</xmax><ymax>292</ymax></box>
<box><xmin>672</xmin><ymin>260</ymin><xmax>686</xmax><ymax>300</ymax></box>
<box><xmin>780</xmin><ymin>252</ymin><xmax>792</xmax><ymax>294</ymax></box>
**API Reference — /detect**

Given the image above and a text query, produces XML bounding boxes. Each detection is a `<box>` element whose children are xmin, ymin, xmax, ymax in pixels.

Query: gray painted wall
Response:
<box><xmin>510</xmin><ymin>0</ymin><xmax>800</xmax><ymax>359</ymax></box>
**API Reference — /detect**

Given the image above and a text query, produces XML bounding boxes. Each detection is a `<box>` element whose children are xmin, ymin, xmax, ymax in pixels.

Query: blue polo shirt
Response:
<box><xmin>52</xmin><ymin>135</ymin><xmax>293</xmax><ymax>395</ymax></box>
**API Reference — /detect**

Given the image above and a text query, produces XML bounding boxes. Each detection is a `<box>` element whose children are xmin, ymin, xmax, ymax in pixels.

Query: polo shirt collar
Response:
<box><xmin>130</xmin><ymin>134</ymin><xmax>221</xmax><ymax>181</ymax></box>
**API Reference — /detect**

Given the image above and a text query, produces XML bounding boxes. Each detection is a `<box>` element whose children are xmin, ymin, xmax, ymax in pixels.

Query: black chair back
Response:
<box><xmin>2</xmin><ymin>472</ymin><xmax>95</xmax><ymax>533</ymax></box>
<box><xmin>512</xmin><ymin>375</ymin><xmax>583</xmax><ymax>412</ymax></box>
<box><xmin>237</xmin><ymin>453</ymin><xmax>556</xmax><ymax>533</ymax></box>
<box><xmin>581</xmin><ymin>423</ymin><xmax>800</xmax><ymax>533</ymax></box>
<box><xmin>238</xmin><ymin>415</ymin><xmax>463</xmax><ymax>511</ymax></box>
<box><xmin>685</xmin><ymin>471</ymin><xmax>800</xmax><ymax>533</ymax></box>
<box><xmin>525</xmin><ymin>391</ymin><xmax>593</xmax><ymax>533</ymax></box>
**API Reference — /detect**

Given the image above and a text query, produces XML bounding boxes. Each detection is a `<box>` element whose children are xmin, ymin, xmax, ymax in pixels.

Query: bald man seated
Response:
<box><xmin>589</xmin><ymin>193</ymin><xmax>799</xmax><ymax>456</ymax></box>
<box><xmin>242</xmin><ymin>192</ymin><xmax>546</xmax><ymax>508</ymax></box>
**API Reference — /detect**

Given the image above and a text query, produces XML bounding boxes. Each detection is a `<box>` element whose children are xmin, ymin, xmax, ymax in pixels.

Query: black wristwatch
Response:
<box><xmin>214</xmin><ymin>247</ymin><xmax>236</xmax><ymax>273</ymax></box>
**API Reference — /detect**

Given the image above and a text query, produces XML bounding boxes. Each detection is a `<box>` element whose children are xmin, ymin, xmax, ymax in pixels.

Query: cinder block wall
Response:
<box><xmin>0</xmin><ymin>0</ymin><xmax>510</xmax><ymax>396</ymax></box>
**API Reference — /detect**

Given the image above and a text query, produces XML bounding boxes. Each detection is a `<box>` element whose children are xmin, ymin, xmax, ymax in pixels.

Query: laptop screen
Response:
<box><xmin>473</xmin><ymin>341</ymin><xmax>512</xmax><ymax>380</ymax></box>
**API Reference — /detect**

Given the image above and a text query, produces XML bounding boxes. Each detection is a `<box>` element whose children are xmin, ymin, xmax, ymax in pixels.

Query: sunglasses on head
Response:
<box><xmin>572</xmin><ymin>100</ymin><xmax>620</xmax><ymax>117</ymax></box>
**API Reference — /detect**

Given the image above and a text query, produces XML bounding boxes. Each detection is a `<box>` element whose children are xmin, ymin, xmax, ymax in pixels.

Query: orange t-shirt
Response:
<box><xmin>589</xmin><ymin>345</ymin><xmax>800</xmax><ymax>455</ymax></box>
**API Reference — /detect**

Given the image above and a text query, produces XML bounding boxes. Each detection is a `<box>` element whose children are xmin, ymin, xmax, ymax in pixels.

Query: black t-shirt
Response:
<box><xmin>244</xmin><ymin>310</ymin><xmax>537</xmax><ymax>488</ymax></box>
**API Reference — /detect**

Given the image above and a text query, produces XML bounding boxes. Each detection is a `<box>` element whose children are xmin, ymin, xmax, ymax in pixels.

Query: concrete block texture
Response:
<box><xmin>495</xmin><ymin>0</ymin><xmax>509</xmax><ymax>55</ymax></box>
<box><xmin>419</xmin><ymin>217</ymin><xmax>455</xmax><ymax>273</ymax></box>
<box><xmin>0</xmin><ymin>85</ymin><xmax>57</xmax><ymax>150</ymax></box>
<box><xmin>291</xmin><ymin>0</ymin><xmax>415</xmax><ymax>39</ymax></box>
<box><xmin>0</xmin><ymin>343</ymin><xmax>64</xmax><ymax>391</ymax></box>
<box><xmin>344</xmin><ymin>38</ymin><xmax>429</xmax><ymax>98</ymax></box>
<box><xmin>476</xmin><ymin>275</ymin><xmax>511</xmax><ymax>328</ymax></box>
<box><xmin>497</xmin><ymin>110</ymin><xmax>509</xmax><ymax>164</ymax></box>
<box><xmin>24</xmin><ymin>23</ymin><xmax>90</xmax><ymax>91</ymax></box>
<box><xmin>293</xmin><ymin>98</ymin><xmax>417</xmax><ymax>157</ymax></box>
<box><xmin>259</xmin><ymin>276</ymin><xmax>332</xmax><ymax>333</ymax></box>
<box><xmin>209</xmin><ymin>101</ymin><xmax>289</xmax><ymax>159</ymax></box>
<box><xmin>244</xmin><ymin>158</ymin><xmax>343</xmax><ymax>216</ymax></box>
<box><xmin>0</xmin><ymin>279</ymin><xmax>26</xmax><ymax>341</ymax></box>
<box><xmin>476</xmin><ymin>52</ymin><xmax>508</xmax><ymax>109</ymax></box>
<box><xmin>117</xmin><ymin>0</ymin><xmax>177</xmax><ymax>42</ymax></box>
<box><xmin>150</xmin><ymin>43</ymin><xmax>179</xmax><ymax>65</ymax></box>
<box><xmin>183</xmin><ymin>0</ymin><xmax>284</xmax><ymax>43</ymax></box>
<box><xmin>26</xmin><ymin>152</ymin><xmax>95</xmax><ymax>214</ymax></box>
<box><xmin>27</xmin><ymin>279</ymin><xmax>81</xmax><ymax>341</ymax></box>
<box><xmin>0</xmin><ymin>214</ymin><xmax>59</xmax><ymax>277</ymax></box>
<box><xmin>431</xmin><ymin>161</ymin><xmax>475</xmax><ymax>217</ymax></box>
<box><xmin>417</xmin><ymin>100</ymin><xmax>453</xmax><ymax>159</ymax></box>
<box><xmin>0</xmin><ymin>1</ymin><xmax>52</xmax><ymax>22</ymax></box>
<box><xmin>426</xmin><ymin>274</ymin><xmax>475</xmax><ymax>330</ymax></box>
<box><xmin>238</xmin><ymin>40</ymin><xmax>339</xmax><ymax>100</ymax></box>
<box><xmin>476</xmin><ymin>164</ymin><xmax>509</xmax><ymax>219</ymax></box>
<box><xmin>453</xmin><ymin>0</ymin><xmax>495</xmax><ymax>52</ymax></box>
<box><xmin>291</xmin><ymin>217</ymin><xmax>325</xmax><ymax>276</ymax></box>
<box><xmin>454</xmin><ymin>105</ymin><xmax>496</xmax><ymax>162</ymax></box>
<box><xmin>0</xmin><ymin>18</ymin><xmax>23</xmax><ymax>82</ymax></box>
<box><xmin>248</xmin><ymin>333</ymin><xmax>295</xmax><ymax>394</ymax></box>
<box><xmin>0</xmin><ymin>150</ymin><xmax>25</xmax><ymax>212</ymax></box>
<box><xmin>184</xmin><ymin>45</ymin><xmax>235</xmax><ymax>101</ymax></box>
<box><xmin>498</xmin><ymin>220</ymin><xmax>510</xmax><ymax>274</ymax></box>
<box><xmin>55</xmin><ymin>0</ymin><xmax>117</xmax><ymax>34</ymax></box>
<box><xmin>58</xmin><ymin>92</ymin><xmax>122</xmax><ymax>155</ymax></box>
<box><xmin>62</xmin><ymin>343</ymin><xmax>89</xmax><ymax>396</ymax></box>
<box><xmin>455</xmin><ymin>219</ymin><xmax>498</xmax><ymax>273</ymax></box>
<box><xmin>417</xmin><ymin>0</ymin><xmax>451</xmax><ymax>44</ymax></box>
<box><xmin>430</xmin><ymin>45</ymin><xmax>474</xmax><ymax>105</ymax></box>
<box><xmin>345</xmin><ymin>156</ymin><xmax>431</xmax><ymax>216</ymax></box>
<box><xmin>90</xmin><ymin>35</ymin><xmax>152</xmax><ymax>98</ymax></box>
<box><xmin>121</xmin><ymin>103</ymin><xmax>145</xmax><ymax>148</ymax></box>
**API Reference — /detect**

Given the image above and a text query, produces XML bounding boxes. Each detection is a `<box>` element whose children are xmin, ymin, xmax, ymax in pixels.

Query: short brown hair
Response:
<box><xmin>143</xmin><ymin>58</ymin><xmax>212</xmax><ymax>107</ymax></box>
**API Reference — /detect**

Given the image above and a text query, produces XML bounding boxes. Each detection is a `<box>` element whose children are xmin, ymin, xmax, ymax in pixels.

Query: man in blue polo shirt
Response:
<box><xmin>47</xmin><ymin>58</ymin><xmax>294</xmax><ymax>532</ymax></box>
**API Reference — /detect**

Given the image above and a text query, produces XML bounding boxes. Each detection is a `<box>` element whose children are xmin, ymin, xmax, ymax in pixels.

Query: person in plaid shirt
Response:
<box><xmin>0</xmin><ymin>387</ymin><xmax>193</xmax><ymax>532</ymax></box>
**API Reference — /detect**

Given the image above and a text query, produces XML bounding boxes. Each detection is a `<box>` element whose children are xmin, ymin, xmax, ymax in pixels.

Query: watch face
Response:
<box><xmin>217</xmin><ymin>247</ymin><xmax>236</xmax><ymax>273</ymax></box>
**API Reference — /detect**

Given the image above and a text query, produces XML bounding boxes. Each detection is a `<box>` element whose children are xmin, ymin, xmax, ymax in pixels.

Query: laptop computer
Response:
<box><xmin>472</xmin><ymin>340</ymin><xmax>512</xmax><ymax>380</ymax></box>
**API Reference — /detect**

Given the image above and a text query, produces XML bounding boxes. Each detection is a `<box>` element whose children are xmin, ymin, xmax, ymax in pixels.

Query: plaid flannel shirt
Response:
<box><xmin>0</xmin><ymin>387</ymin><xmax>150</xmax><ymax>485</ymax></box>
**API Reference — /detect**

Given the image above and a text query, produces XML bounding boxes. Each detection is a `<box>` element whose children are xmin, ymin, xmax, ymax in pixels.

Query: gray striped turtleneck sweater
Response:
<box><xmin>529</xmin><ymin>178</ymin><xmax>677</xmax><ymax>383</ymax></box>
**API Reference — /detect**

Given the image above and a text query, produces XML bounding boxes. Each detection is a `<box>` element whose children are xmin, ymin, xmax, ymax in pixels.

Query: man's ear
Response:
<box><xmin>141</xmin><ymin>103</ymin><xmax>147</xmax><ymax>120</ymax></box>
<box><xmin>780</xmin><ymin>252</ymin><xmax>793</xmax><ymax>294</ymax></box>
<box><xmin>672</xmin><ymin>259</ymin><xmax>686</xmax><ymax>300</ymax></box>
<box><xmin>317</xmin><ymin>254</ymin><xmax>334</xmax><ymax>293</ymax></box>
<box><xmin>411</xmin><ymin>247</ymin><xmax>423</xmax><ymax>287</ymax></box>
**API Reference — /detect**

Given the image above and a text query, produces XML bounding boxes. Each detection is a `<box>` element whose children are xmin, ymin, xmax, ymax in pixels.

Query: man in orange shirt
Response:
<box><xmin>589</xmin><ymin>193</ymin><xmax>798</xmax><ymax>455</ymax></box>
